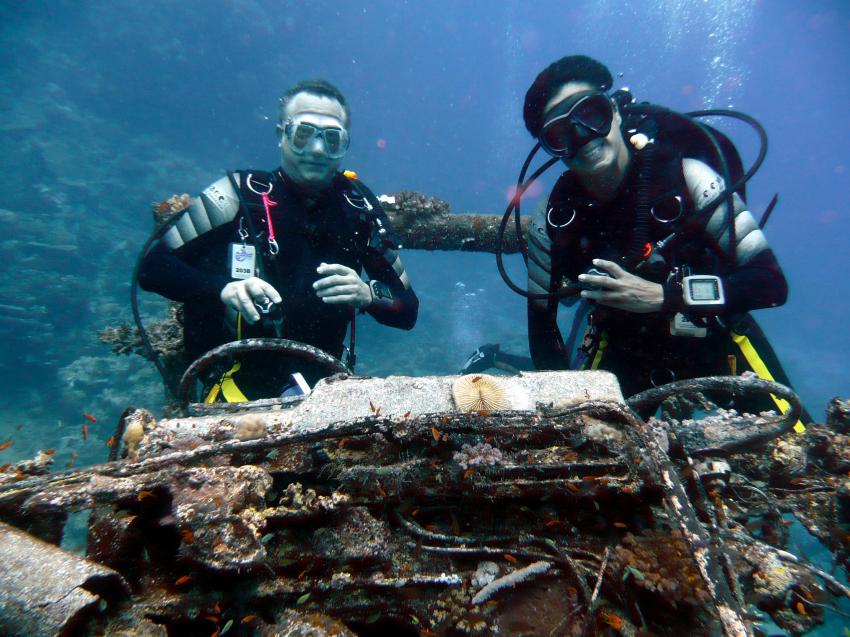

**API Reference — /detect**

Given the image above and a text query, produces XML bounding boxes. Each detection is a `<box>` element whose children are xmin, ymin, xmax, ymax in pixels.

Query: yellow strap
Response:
<box><xmin>590</xmin><ymin>333</ymin><xmax>608</xmax><ymax>371</ymax></box>
<box><xmin>237</xmin><ymin>312</ymin><xmax>243</xmax><ymax>340</ymax></box>
<box><xmin>731</xmin><ymin>331</ymin><xmax>805</xmax><ymax>433</ymax></box>
<box><xmin>204</xmin><ymin>361</ymin><xmax>249</xmax><ymax>403</ymax></box>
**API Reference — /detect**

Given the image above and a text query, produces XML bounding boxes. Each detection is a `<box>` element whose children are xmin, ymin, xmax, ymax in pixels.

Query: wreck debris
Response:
<box><xmin>0</xmin><ymin>521</ymin><xmax>129</xmax><ymax>637</ymax></box>
<box><xmin>2</xmin><ymin>372</ymin><xmax>848</xmax><ymax>636</ymax></box>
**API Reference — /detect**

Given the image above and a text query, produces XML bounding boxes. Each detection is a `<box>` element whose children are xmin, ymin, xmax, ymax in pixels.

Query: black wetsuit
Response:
<box><xmin>140</xmin><ymin>169</ymin><xmax>418</xmax><ymax>396</ymax></box>
<box><xmin>527</xmin><ymin>138</ymin><xmax>803</xmax><ymax>417</ymax></box>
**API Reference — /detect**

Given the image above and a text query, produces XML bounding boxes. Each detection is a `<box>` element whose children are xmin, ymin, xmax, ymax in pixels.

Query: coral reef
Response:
<box><xmin>612</xmin><ymin>529</ymin><xmax>712</xmax><ymax>606</ymax></box>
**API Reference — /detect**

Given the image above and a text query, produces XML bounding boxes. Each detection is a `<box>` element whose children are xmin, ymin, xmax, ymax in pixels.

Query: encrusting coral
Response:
<box><xmin>611</xmin><ymin>529</ymin><xmax>711</xmax><ymax>606</ymax></box>
<box><xmin>452</xmin><ymin>374</ymin><xmax>513</xmax><ymax>412</ymax></box>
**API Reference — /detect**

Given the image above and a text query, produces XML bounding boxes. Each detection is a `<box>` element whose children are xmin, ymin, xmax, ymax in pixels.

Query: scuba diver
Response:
<box><xmin>138</xmin><ymin>80</ymin><xmax>418</xmax><ymax>401</ymax></box>
<box><xmin>495</xmin><ymin>55</ymin><xmax>810</xmax><ymax>424</ymax></box>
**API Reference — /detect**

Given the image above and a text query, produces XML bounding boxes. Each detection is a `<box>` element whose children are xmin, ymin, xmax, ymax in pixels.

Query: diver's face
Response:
<box><xmin>279</xmin><ymin>92</ymin><xmax>348</xmax><ymax>190</ymax></box>
<box><xmin>543</xmin><ymin>81</ymin><xmax>624</xmax><ymax>176</ymax></box>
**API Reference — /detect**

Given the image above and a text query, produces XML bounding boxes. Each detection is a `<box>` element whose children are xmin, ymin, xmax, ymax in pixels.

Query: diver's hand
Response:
<box><xmin>220</xmin><ymin>277</ymin><xmax>282</xmax><ymax>324</ymax></box>
<box><xmin>313</xmin><ymin>263</ymin><xmax>372</xmax><ymax>308</ymax></box>
<box><xmin>578</xmin><ymin>259</ymin><xmax>663</xmax><ymax>313</ymax></box>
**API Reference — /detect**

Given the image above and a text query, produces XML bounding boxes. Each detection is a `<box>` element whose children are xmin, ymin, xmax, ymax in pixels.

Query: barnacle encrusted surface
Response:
<box><xmin>452</xmin><ymin>374</ymin><xmax>513</xmax><ymax>412</ymax></box>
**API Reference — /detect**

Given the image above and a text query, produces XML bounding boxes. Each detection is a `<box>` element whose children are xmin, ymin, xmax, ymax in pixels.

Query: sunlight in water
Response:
<box><xmin>659</xmin><ymin>0</ymin><xmax>756</xmax><ymax>108</ymax></box>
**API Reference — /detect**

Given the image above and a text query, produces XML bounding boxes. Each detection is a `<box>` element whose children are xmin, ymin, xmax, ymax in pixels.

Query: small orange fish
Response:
<box><xmin>463</xmin><ymin>469</ymin><xmax>474</xmax><ymax>479</ymax></box>
<box><xmin>210</xmin><ymin>629</ymin><xmax>220</xmax><ymax>637</ymax></box>
<box><xmin>138</xmin><ymin>491</ymin><xmax>154</xmax><ymax>501</ymax></box>
<box><xmin>795</xmin><ymin>601</ymin><xmax>807</xmax><ymax>615</ymax></box>
<box><xmin>545</xmin><ymin>519</ymin><xmax>561</xmax><ymax>528</ymax></box>
<box><xmin>411</xmin><ymin>508</ymin><xmax>419</xmax><ymax>517</ymax></box>
<box><xmin>43</xmin><ymin>448</ymin><xmax>56</xmax><ymax>455</ymax></box>
<box><xmin>431</xmin><ymin>427</ymin><xmax>440</xmax><ymax>441</ymax></box>
<box><xmin>70</xmin><ymin>451</ymin><xmax>79</xmax><ymax>459</ymax></box>
<box><xmin>175</xmin><ymin>575</ymin><xmax>192</xmax><ymax>586</ymax></box>
<box><xmin>613</xmin><ymin>522</ymin><xmax>627</xmax><ymax>529</ymax></box>
<box><xmin>81</xmin><ymin>423</ymin><xmax>89</xmax><ymax>440</ymax></box>
<box><xmin>212</xmin><ymin>601</ymin><xmax>221</xmax><ymax>614</ymax></box>
<box><xmin>181</xmin><ymin>528</ymin><xmax>195</xmax><ymax>543</ymax></box>
<box><xmin>213</xmin><ymin>497</ymin><xmax>223</xmax><ymax>507</ymax></box>
<box><xmin>377</xmin><ymin>484</ymin><xmax>387</xmax><ymax>498</ymax></box>
<box><xmin>567</xmin><ymin>483</ymin><xmax>581</xmax><ymax>494</ymax></box>
<box><xmin>503</xmin><ymin>553</ymin><xmax>518</xmax><ymax>564</ymax></box>
<box><xmin>105</xmin><ymin>436</ymin><xmax>115</xmax><ymax>448</ymax></box>
<box><xmin>241</xmin><ymin>615</ymin><xmax>257</xmax><ymax>624</ymax></box>
<box><xmin>0</xmin><ymin>439</ymin><xmax>13</xmax><ymax>452</ymax></box>
<box><xmin>0</xmin><ymin>463</ymin><xmax>10</xmax><ymax>472</ymax></box>
<box><xmin>213</xmin><ymin>538</ymin><xmax>224</xmax><ymax>549</ymax></box>
<box><xmin>297</xmin><ymin>568</ymin><xmax>309</xmax><ymax>579</ymax></box>
<box><xmin>338</xmin><ymin>437</ymin><xmax>348</xmax><ymax>449</ymax></box>
<box><xmin>65</xmin><ymin>460</ymin><xmax>74</xmax><ymax>469</ymax></box>
<box><xmin>600</xmin><ymin>611</ymin><xmax>625</xmax><ymax>630</ymax></box>
<box><xmin>83</xmin><ymin>413</ymin><xmax>97</xmax><ymax>423</ymax></box>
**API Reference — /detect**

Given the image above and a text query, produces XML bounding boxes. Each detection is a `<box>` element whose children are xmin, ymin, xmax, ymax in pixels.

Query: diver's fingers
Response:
<box><xmin>592</xmin><ymin>258</ymin><xmax>627</xmax><ymax>278</ymax></box>
<box><xmin>316</xmin><ymin>262</ymin><xmax>357</xmax><ymax>278</ymax></box>
<box><xmin>235</xmin><ymin>286</ymin><xmax>261</xmax><ymax>323</ymax></box>
<box><xmin>578</xmin><ymin>273</ymin><xmax>618</xmax><ymax>289</ymax></box>
<box><xmin>321</xmin><ymin>293</ymin><xmax>359</xmax><ymax>305</ymax></box>
<box><xmin>245</xmin><ymin>278</ymin><xmax>282</xmax><ymax>304</ymax></box>
<box><xmin>313</xmin><ymin>273</ymin><xmax>356</xmax><ymax>291</ymax></box>
<box><xmin>316</xmin><ymin>283</ymin><xmax>361</xmax><ymax>299</ymax></box>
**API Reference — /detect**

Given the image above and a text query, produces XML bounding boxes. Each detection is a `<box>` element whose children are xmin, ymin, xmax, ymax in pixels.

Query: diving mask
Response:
<box><xmin>284</xmin><ymin>119</ymin><xmax>350</xmax><ymax>159</ymax></box>
<box><xmin>539</xmin><ymin>91</ymin><xmax>614</xmax><ymax>159</ymax></box>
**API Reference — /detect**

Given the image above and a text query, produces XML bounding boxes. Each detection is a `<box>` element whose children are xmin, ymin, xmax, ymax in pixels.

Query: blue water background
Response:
<box><xmin>0</xmin><ymin>1</ymin><xmax>848</xmax><ymax>632</ymax></box>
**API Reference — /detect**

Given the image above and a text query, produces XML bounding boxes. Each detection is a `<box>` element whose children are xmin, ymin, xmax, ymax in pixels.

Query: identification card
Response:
<box><xmin>229</xmin><ymin>243</ymin><xmax>256</xmax><ymax>280</ymax></box>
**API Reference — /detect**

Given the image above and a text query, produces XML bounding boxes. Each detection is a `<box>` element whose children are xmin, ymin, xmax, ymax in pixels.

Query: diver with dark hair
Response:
<box><xmin>514</xmin><ymin>55</ymin><xmax>810</xmax><ymax>425</ymax></box>
<box><xmin>139</xmin><ymin>79</ymin><xmax>418</xmax><ymax>401</ymax></box>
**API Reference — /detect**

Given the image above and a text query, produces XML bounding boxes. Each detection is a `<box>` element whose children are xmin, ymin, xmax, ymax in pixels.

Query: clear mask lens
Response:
<box><xmin>286</xmin><ymin>121</ymin><xmax>350</xmax><ymax>159</ymax></box>
<box><xmin>539</xmin><ymin>93</ymin><xmax>613</xmax><ymax>158</ymax></box>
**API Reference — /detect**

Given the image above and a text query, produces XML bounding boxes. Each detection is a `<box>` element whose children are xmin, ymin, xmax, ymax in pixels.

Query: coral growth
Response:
<box><xmin>390</xmin><ymin>190</ymin><xmax>450</xmax><ymax>220</ymax></box>
<box><xmin>452</xmin><ymin>374</ymin><xmax>513</xmax><ymax>412</ymax></box>
<box><xmin>453</xmin><ymin>443</ymin><xmax>503</xmax><ymax>470</ymax></box>
<box><xmin>612</xmin><ymin>529</ymin><xmax>711</xmax><ymax>606</ymax></box>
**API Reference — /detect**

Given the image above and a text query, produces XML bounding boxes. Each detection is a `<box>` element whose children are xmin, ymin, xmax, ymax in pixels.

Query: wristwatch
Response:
<box><xmin>682</xmin><ymin>275</ymin><xmax>725</xmax><ymax>307</ymax></box>
<box><xmin>369</xmin><ymin>280</ymin><xmax>394</xmax><ymax>302</ymax></box>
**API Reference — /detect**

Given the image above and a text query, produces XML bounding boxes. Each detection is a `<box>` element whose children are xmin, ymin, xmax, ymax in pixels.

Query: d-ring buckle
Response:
<box><xmin>547</xmin><ymin>206</ymin><xmax>576</xmax><ymax>229</ymax></box>
<box><xmin>650</xmin><ymin>195</ymin><xmax>684</xmax><ymax>224</ymax></box>
<box><xmin>268</xmin><ymin>238</ymin><xmax>279</xmax><ymax>255</ymax></box>
<box><xmin>650</xmin><ymin>367</ymin><xmax>676</xmax><ymax>387</ymax></box>
<box><xmin>246</xmin><ymin>173</ymin><xmax>273</xmax><ymax>196</ymax></box>
<box><xmin>344</xmin><ymin>192</ymin><xmax>372</xmax><ymax>211</ymax></box>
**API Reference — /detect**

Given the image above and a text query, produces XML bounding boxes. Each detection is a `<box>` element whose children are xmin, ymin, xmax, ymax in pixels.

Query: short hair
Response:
<box><xmin>523</xmin><ymin>55</ymin><xmax>613</xmax><ymax>137</ymax></box>
<box><xmin>278</xmin><ymin>79</ymin><xmax>351</xmax><ymax>128</ymax></box>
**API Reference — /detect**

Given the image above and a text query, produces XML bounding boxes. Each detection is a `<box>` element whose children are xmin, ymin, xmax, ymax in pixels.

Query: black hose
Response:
<box><xmin>131</xmin><ymin>215</ymin><xmax>182</xmax><ymax>396</ymax></box>
<box><xmin>496</xmin><ymin>107</ymin><xmax>770</xmax><ymax>301</ymax></box>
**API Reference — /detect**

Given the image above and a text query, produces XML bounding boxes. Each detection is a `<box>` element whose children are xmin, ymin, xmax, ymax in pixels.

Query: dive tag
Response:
<box><xmin>670</xmin><ymin>313</ymin><xmax>708</xmax><ymax>338</ymax></box>
<box><xmin>229</xmin><ymin>243</ymin><xmax>256</xmax><ymax>280</ymax></box>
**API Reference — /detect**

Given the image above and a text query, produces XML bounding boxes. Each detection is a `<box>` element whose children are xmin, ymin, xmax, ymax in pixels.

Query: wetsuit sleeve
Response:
<box><xmin>355</xmin><ymin>183</ymin><xmax>419</xmax><ymax>330</ymax></box>
<box><xmin>665</xmin><ymin>159</ymin><xmax>788</xmax><ymax>315</ymax></box>
<box><xmin>527</xmin><ymin>204</ymin><xmax>570</xmax><ymax>370</ymax></box>
<box><xmin>138</xmin><ymin>175</ymin><xmax>241</xmax><ymax>304</ymax></box>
